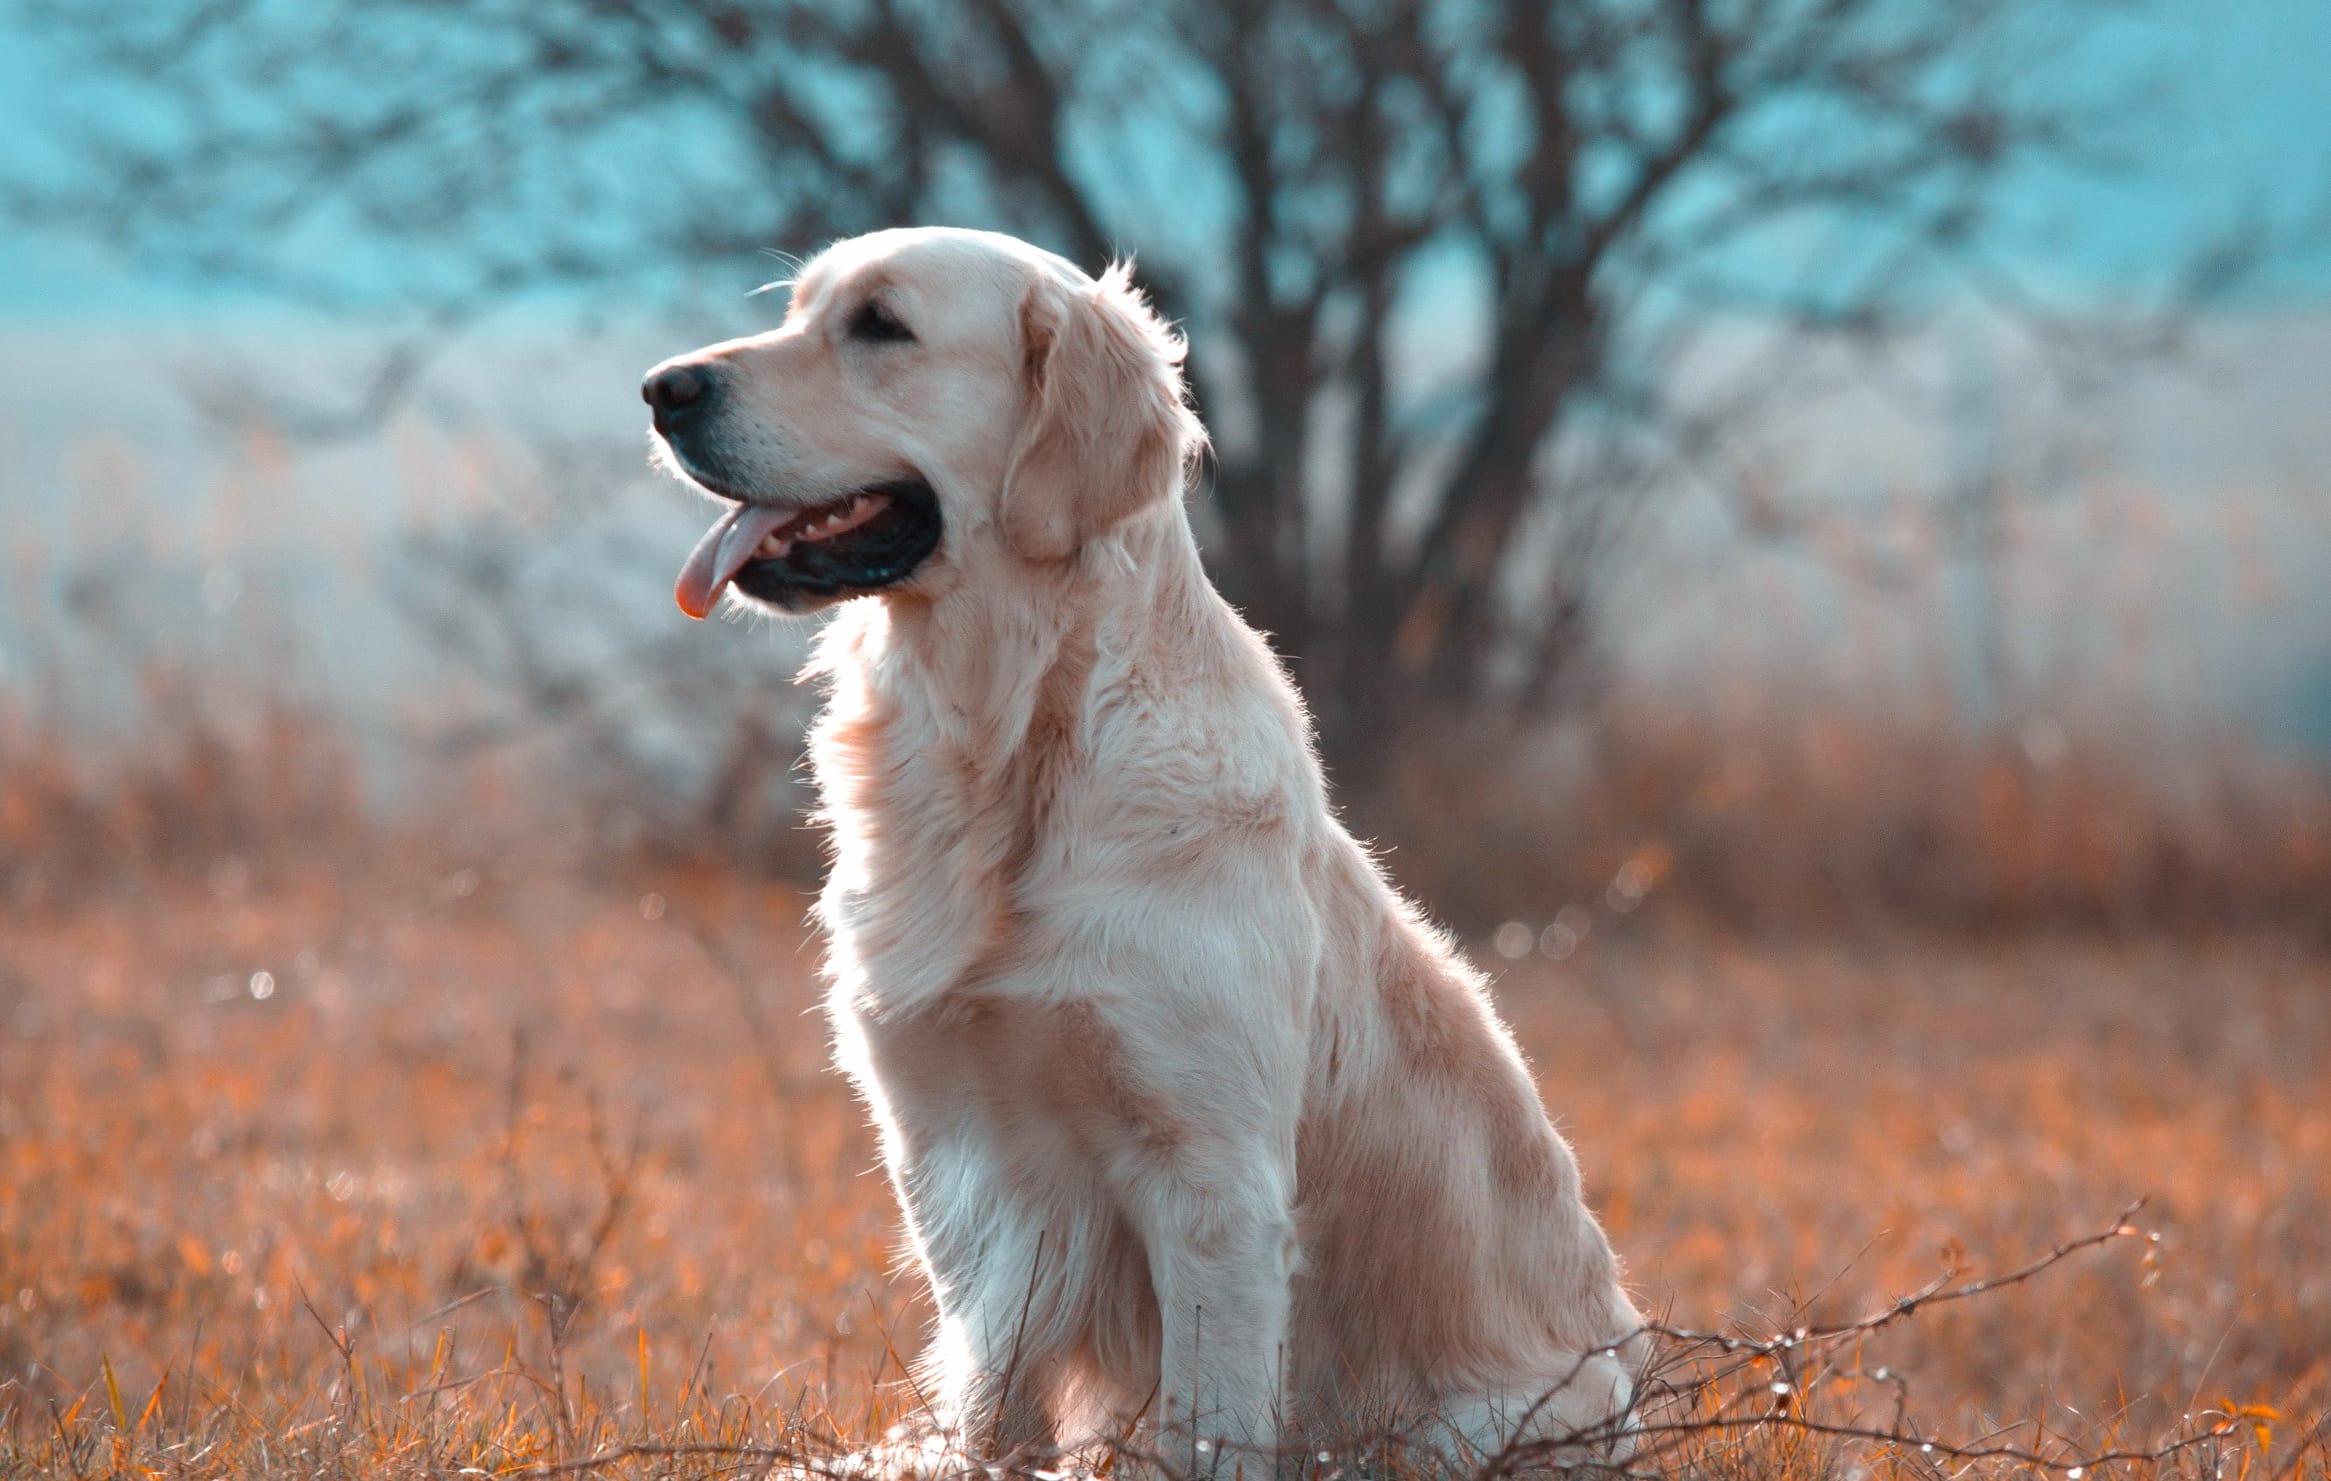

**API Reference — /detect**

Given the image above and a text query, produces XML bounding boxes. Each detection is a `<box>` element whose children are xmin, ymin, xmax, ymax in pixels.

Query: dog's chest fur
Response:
<box><xmin>806</xmin><ymin>582</ymin><xmax>1307</xmax><ymax>1025</ymax></box>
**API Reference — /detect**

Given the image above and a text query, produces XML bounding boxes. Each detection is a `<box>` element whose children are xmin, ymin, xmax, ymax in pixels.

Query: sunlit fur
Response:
<box><xmin>660</xmin><ymin>227</ymin><xmax>1645</xmax><ymax>1465</ymax></box>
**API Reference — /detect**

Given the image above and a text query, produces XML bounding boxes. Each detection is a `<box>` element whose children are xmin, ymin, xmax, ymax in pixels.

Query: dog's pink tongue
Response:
<box><xmin>675</xmin><ymin>502</ymin><xmax>792</xmax><ymax>619</ymax></box>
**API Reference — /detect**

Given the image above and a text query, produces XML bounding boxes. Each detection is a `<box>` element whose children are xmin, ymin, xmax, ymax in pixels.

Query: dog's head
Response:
<box><xmin>644</xmin><ymin>227</ymin><xmax>1205</xmax><ymax>618</ymax></box>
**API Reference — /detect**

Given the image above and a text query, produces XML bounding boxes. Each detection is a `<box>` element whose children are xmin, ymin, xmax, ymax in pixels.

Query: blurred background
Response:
<box><xmin>2</xmin><ymin>0</ymin><xmax>2328</xmax><ymax>932</ymax></box>
<box><xmin>1</xmin><ymin>3</ymin><xmax>2329</xmax><ymax>1473</ymax></box>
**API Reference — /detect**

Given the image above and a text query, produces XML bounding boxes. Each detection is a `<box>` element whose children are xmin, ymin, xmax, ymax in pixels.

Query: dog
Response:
<box><xmin>644</xmin><ymin>227</ymin><xmax>1645</xmax><ymax>1466</ymax></box>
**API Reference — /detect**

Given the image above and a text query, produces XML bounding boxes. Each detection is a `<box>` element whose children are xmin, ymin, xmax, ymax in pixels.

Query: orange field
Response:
<box><xmin>2</xmin><ymin>808</ymin><xmax>2325</xmax><ymax>1478</ymax></box>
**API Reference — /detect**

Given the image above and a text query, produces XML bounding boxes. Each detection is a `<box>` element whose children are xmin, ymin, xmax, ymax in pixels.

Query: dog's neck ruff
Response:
<box><xmin>860</xmin><ymin>505</ymin><xmax>1222</xmax><ymax>779</ymax></box>
<box><xmin>802</xmin><ymin>501</ymin><xmax>1279</xmax><ymax>1023</ymax></box>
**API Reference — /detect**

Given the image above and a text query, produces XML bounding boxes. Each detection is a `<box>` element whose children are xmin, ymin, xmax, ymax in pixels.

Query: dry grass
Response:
<box><xmin>1374</xmin><ymin>696</ymin><xmax>2331</xmax><ymax>938</ymax></box>
<box><xmin>2</xmin><ymin>704</ymin><xmax>2328</xmax><ymax>1481</ymax></box>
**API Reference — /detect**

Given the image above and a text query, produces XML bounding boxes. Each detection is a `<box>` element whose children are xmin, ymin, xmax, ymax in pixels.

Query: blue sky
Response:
<box><xmin>0</xmin><ymin>0</ymin><xmax>2326</xmax><ymax>319</ymax></box>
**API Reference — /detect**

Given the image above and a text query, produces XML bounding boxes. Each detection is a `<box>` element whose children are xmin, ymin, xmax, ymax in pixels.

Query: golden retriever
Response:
<box><xmin>643</xmin><ymin>227</ymin><xmax>1644</xmax><ymax>1467</ymax></box>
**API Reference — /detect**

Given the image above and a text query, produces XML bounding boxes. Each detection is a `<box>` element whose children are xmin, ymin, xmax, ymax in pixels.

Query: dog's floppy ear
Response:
<box><xmin>1003</xmin><ymin>263</ymin><xmax>1206</xmax><ymax>561</ymax></box>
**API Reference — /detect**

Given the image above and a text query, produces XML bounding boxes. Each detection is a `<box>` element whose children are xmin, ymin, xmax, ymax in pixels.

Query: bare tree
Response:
<box><xmin>7</xmin><ymin>0</ymin><xmax>2229</xmax><ymax>791</ymax></box>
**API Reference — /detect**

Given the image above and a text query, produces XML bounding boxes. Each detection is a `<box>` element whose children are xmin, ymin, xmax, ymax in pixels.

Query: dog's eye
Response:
<box><xmin>849</xmin><ymin>300</ymin><xmax>915</xmax><ymax>344</ymax></box>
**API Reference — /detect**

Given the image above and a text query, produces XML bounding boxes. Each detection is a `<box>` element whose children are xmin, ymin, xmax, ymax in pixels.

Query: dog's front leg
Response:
<box><xmin>1121</xmin><ymin>1144</ymin><xmax>1296</xmax><ymax>1470</ymax></box>
<box><xmin>928</xmin><ymin>1256</ymin><xmax>1060</xmax><ymax>1459</ymax></box>
<box><xmin>890</xmin><ymin>1132</ymin><xmax>1063</xmax><ymax>1458</ymax></box>
<box><xmin>1092</xmin><ymin>910</ymin><xmax>1313</xmax><ymax>1470</ymax></box>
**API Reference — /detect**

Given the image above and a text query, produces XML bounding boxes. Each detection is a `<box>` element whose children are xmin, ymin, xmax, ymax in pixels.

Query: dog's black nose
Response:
<box><xmin>642</xmin><ymin>362</ymin><xmax>707</xmax><ymax>420</ymax></box>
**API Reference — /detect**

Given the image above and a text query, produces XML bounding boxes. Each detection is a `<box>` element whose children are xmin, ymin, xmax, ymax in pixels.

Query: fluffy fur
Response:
<box><xmin>649</xmin><ymin>228</ymin><xmax>1646</xmax><ymax>1466</ymax></box>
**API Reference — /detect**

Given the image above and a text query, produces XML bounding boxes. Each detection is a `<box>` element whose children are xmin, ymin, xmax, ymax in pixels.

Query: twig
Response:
<box><xmin>1641</xmin><ymin>1199</ymin><xmax>2152</xmax><ymax>1359</ymax></box>
<box><xmin>988</xmin><ymin>1229</ymin><xmax>1048</xmax><ymax>1460</ymax></box>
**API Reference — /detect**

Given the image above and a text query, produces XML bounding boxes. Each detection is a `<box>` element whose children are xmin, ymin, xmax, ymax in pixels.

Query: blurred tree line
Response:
<box><xmin>8</xmin><ymin>0</ymin><xmax>2252</xmax><ymax>819</ymax></box>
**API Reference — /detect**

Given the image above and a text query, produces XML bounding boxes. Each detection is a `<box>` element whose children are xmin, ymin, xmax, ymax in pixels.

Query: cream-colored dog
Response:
<box><xmin>644</xmin><ymin>227</ymin><xmax>1644</xmax><ymax>1466</ymax></box>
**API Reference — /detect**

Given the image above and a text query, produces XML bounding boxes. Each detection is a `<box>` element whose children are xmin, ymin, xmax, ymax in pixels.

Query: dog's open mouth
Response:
<box><xmin>673</xmin><ymin>480</ymin><xmax>941</xmax><ymax>618</ymax></box>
